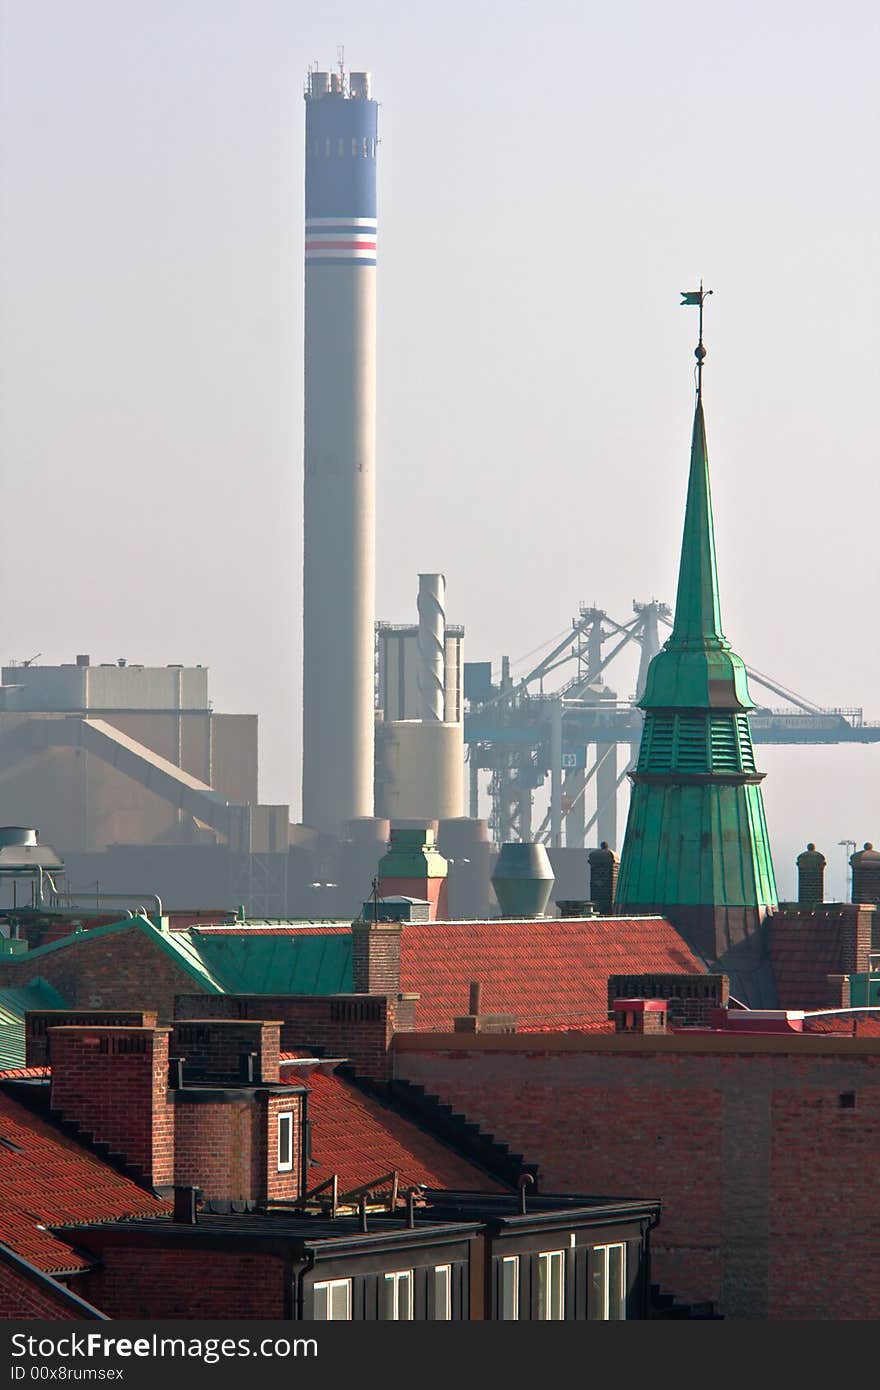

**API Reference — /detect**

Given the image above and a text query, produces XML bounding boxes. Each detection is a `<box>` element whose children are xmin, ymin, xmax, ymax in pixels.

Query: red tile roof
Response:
<box><xmin>282</xmin><ymin>1064</ymin><xmax>506</xmax><ymax>1196</ymax></box>
<box><xmin>0</xmin><ymin>1067</ymin><xmax>49</xmax><ymax>1081</ymax></box>
<box><xmin>0</xmin><ymin>1091</ymin><xmax>169</xmax><ymax>1274</ymax></box>
<box><xmin>399</xmin><ymin>916</ymin><xmax>705</xmax><ymax>1032</ymax></box>
<box><xmin>803</xmin><ymin>1012</ymin><xmax>880</xmax><ymax>1036</ymax></box>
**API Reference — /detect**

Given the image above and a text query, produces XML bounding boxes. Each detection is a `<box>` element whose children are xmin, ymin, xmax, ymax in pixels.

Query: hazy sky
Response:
<box><xmin>1</xmin><ymin>1</ymin><xmax>877</xmax><ymax>898</ymax></box>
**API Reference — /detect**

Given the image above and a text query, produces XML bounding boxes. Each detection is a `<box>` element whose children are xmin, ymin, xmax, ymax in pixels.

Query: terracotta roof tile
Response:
<box><xmin>399</xmin><ymin>916</ymin><xmax>704</xmax><ymax>1031</ymax></box>
<box><xmin>282</xmin><ymin>1066</ymin><xmax>505</xmax><ymax>1195</ymax></box>
<box><xmin>0</xmin><ymin>1091</ymin><xmax>169</xmax><ymax>1274</ymax></box>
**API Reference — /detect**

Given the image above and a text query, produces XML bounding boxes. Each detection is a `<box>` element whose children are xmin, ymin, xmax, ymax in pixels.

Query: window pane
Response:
<box><xmin>501</xmin><ymin>1257</ymin><xmax>518</xmax><ymax>1320</ymax></box>
<box><xmin>397</xmin><ymin>1271</ymin><xmax>413</xmax><ymax>1320</ymax></box>
<box><xmin>608</xmin><ymin>1245</ymin><xmax>625</xmax><ymax>1321</ymax></box>
<box><xmin>313</xmin><ymin>1284</ymin><xmax>329</xmax><ymax>1320</ymax></box>
<box><xmin>550</xmin><ymin>1252</ymin><xmax>564</xmax><ymax>1320</ymax></box>
<box><xmin>330</xmin><ymin>1281</ymin><xmax>351</xmax><ymax>1321</ymax></box>
<box><xmin>588</xmin><ymin>1250</ymin><xmax>607</xmax><ymax>1320</ymax></box>
<box><xmin>277</xmin><ymin>1113</ymin><xmax>292</xmax><ymax>1170</ymax></box>
<box><xmin>434</xmin><ymin>1266</ymin><xmax>451</xmax><ymax>1320</ymax></box>
<box><xmin>379</xmin><ymin>1275</ymin><xmax>395</xmax><ymax>1320</ymax></box>
<box><xmin>538</xmin><ymin>1252</ymin><xmax>564</xmax><ymax>1320</ymax></box>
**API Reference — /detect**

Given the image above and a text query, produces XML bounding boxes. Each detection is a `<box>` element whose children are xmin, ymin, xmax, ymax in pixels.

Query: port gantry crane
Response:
<box><xmin>464</xmin><ymin>600</ymin><xmax>880</xmax><ymax>849</ymax></box>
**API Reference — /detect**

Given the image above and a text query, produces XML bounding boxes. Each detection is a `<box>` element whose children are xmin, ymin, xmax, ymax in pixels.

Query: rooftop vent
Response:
<box><xmin>491</xmin><ymin>842</ymin><xmax>554</xmax><ymax>919</ymax></box>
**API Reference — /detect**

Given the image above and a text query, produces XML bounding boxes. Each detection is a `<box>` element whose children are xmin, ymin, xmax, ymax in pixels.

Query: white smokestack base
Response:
<box><xmin>417</xmin><ymin>573</ymin><xmax>445</xmax><ymax>722</ymax></box>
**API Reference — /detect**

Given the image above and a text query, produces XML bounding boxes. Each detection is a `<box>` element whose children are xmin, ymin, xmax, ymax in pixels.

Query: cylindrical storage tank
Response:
<box><xmin>491</xmin><ymin>842</ymin><xmax>555</xmax><ymax>919</ymax></box>
<box><xmin>344</xmin><ymin>816</ymin><xmax>390</xmax><ymax>845</ymax></box>
<box><xmin>417</xmin><ymin>573</ymin><xmax>445</xmax><ymax>722</ymax></box>
<box><xmin>302</xmin><ymin>69</ymin><xmax>378</xmax><ymax>836</ymax></box>
<box><xmin>438</xmin><ymin>816</ymin><xmax>492</xmax><ymax>919</ymax></box>
<box><xmin>0</xmin><ymin>827</ymin><xmax>38</xmax><ymax>847</ymax></box>
<box><xmin>374</xmin><ymin>721</ymin><xmax>464</xmax><ymax>822</ymax></box>
<box><xmin>796</xmin><ymin>843</ymin><xmax>826</xmax><ymax>907</ymax></box>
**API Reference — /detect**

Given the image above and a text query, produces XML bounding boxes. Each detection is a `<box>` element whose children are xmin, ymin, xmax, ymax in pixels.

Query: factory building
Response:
<box><xmin>375</xmin><ymin>575</ymin><xmax>465</xmax><ymax>824</ymax></box>
<box><xmin>0</xmin><ymin>657</ymin><xmax>291</xmax><ymax>916</ymax></box>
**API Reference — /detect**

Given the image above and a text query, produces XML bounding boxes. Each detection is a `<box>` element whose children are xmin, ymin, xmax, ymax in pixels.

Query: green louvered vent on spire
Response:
<box><xmin>709</xmin><ymin>715</ymin><xmax>739</xmax><ymax>771</ymax></box>
<box><xmin>737</xmin><ymin>715</ymin><xmax>756</xmax><ymax>772</ymax></box>
<box><xmin>676</xmin><ymin>717</ymin><xmax>707</xmax><ymax>773</ymax></box>
<box><xmin>638</xmin><ymin>715</ymin><xmax>673</xmax><ymax>771</ymax></box>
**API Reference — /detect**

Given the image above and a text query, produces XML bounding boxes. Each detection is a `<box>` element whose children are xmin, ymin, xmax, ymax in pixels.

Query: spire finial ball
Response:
<box><xmin>695</xmin><ymin>342</ymin><xmax>707</xmax><ymax>362</ymax></box>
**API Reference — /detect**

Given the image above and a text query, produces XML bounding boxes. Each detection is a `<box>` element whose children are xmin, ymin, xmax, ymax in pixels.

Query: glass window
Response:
<box><xmin>500</xmin><ymin>1256</ymin><xmax>519</xmax><ymax>1320</ymax></box>
<box><xmin>380</xmin><ymin>1270</ymin><xmax>413</xmax><ymax>1320</ymax></box>
<box><xmin>589</xmin><ymin>1244</ymin><xmax>626</xmax><ymax>1320</ymax></box>
<box><xmin>362</xmin><ymin>136</ymin><xmax>368</xmax><ymax>157</ymax></box>
<box><xmin>337</xmin><ymin>137</ymin><xmax>345</xmax><ymax>157</ymax></box>
<box><xmin>277</xmin><ymin>1112</ymin><xmax>293</xmax><ymax>1172</ymax></box>
<box><xmin>537</xmin><ymin>1251</ymin><xmax>565</xmax><ymax>1320</ymax></box>
<box><xmin>313</xmin><ymin>1278</ymin><xmax>351</xmax><ymax>1320</ymax></box>
<box><xmin>434</xmin><ymin>1265</ymin><xmax>451</xmax><ymax>1320</ymax></box>
<box><xmin>324</xmin><ymin>137</ymin><xmax>331</xmax><ymax>157</ymax></box>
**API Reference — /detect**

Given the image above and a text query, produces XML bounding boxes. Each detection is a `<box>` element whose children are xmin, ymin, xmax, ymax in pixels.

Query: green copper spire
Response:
<box><xmin>616</xmin><ymin>287</ymin><xmax>777</xmax><ymax>969</ymax></box>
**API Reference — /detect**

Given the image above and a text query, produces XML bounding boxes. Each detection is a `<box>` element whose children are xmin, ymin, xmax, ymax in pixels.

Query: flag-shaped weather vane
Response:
<box><xmin>681</xmin><ymin>281</ymin><xmax>713</xmax><ymax>397</ymax></box>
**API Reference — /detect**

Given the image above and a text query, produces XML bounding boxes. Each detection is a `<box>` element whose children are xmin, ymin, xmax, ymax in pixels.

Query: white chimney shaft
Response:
<box><xmin>417</xmin><ymin>573</ymin><xmax>445</xmax><ymax>722</ymax></box>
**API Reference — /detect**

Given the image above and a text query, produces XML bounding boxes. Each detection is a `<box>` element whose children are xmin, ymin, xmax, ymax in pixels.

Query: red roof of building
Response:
<box><xmin>282</xmin><ymin>1064</ymin><xmax>506</xmax><ymax>1195</ymax></box>
<box><xmin>398</xmin><ymin>916</ymin><xmax>705</xmax><ymax>1032</ymax></box>
<box><xmin>0</xmin><ymin>1091</ymin><xmax>169</xmax><ymax>1274</ymax></box>
<box><xmin>803</xmin><ymin>1012</ymin><xmax>880</xmax><ymax>1036</ymax></box>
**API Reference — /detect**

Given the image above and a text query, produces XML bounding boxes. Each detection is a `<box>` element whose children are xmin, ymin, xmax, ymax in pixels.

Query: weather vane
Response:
<box><xmin>680</xmin><ymin>281</ymin><xmax>713</xmax><ymax>397</ymax></box>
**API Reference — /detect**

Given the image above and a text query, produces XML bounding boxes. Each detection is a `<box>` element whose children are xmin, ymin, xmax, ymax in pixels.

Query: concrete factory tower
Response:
<box><xmin>302</xmin><ymin>65</ymin><xmax>378</xmax><ymax>835</ymax></box>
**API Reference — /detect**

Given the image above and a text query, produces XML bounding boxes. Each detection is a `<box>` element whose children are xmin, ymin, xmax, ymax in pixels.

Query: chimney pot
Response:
<box><xmin>173</xmin><ymin>1186</ymin><xmax>199</xmax><ymax>1225</ymax></box>
<box><xmin>468</xmin><ymin>981</ymin><xmax>482</xmax><ymax>1015</ymax></box>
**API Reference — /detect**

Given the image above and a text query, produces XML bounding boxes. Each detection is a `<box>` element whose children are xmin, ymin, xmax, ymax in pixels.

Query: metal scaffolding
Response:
<box><xmin>465</xmin><ymin>599</ymin><xmax>880</xmax><ymax>849</ymax></box>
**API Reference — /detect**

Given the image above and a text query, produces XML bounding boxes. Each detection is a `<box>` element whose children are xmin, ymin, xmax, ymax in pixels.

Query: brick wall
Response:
<box><xmin>608</xmin><ymin>974</ymin><xmax>728</xmax><ymax>1027</ymax></box>
<box><xmin>27</xmin><ymin>1010</ymin><xmax>158</xmax><ymax>1067</ymax></box>
<box><xmin>0</xmin><ymin>926</ymin><xmax>202</xmax><ymax>1020</ymax></box>
<box><xmin>393</xmin><ymin>1034</ymin><xmax>880</xmax><ymax>1321</ymax></box>
<box><xmin>770</xmin><ymin>905</ymin><xmax>873</xmax><ymax>1009</ymax></box>
<box><xmin>49</xmin><ymin>1026</ymin><xmax>174</xmax><ymax>1188</ymax></box>
<box><xmin>351</xmin><ymin>922</ymin><xmax>403</xmax><ymax>995</ymax></box>
<box><xmin>79</xmin><ymin>1247</ymin><xmax>285</xmax><ymax>1318</ymax></box>
<box><xmin>171</xmin><ymin>1020</ymin><xmax>281</xmax><ymax>1084</ymax></box>
<box><xmin>174</xmin><ymin>993</ymin><xmax>397</xmax><ymax>1080</ymax></box>
<box><xmin>172</xmin><ymin>1091</ymin><xmax>302</xmax><ymax>1204</ymax></box>
<box><xmin>0</xmin><ymin>1250</ymin><xmax>105</xmax><ymax>1320</ymax></box>
<box><xmin>266</xmin><ymin>1092</ymin><xmax>302</xmax><ymax>1202</ymax></box>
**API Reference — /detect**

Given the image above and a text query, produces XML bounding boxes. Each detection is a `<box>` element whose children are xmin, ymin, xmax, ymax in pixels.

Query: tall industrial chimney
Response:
<box><xmin>301</xmin><ymin>66</ymin><xmax>378</xmax><ymax>835</ymax></box>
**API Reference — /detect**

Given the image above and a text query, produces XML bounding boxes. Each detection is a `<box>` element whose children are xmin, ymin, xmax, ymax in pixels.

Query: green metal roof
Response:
<box><xmin>0</xmin><ymin>979</ymin><xmax>68</xmax><ymax>1028</ymax></box>
<box><xmin>0</xmin><ymin>978</ymin><xmax>67</xmax><ymax>1071</ymax></box>
<box><xmin>641</xmin><ymin>402</ymin><xmax>754</xmax><ymax>713</ymax></box>
<box><xmin>2</xmin><ymin>918</ymin><xmax>353</xmax><ymax>999</ymax></box>
<box><xmin>379</xmin><ymin>828</ymin><xmax>448</xmax><ymax>881</ymax></box>
<box><xmin>190</xmin><ymin>931</ymin><xmax>353</xmax><ymax>995</ymax></box>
